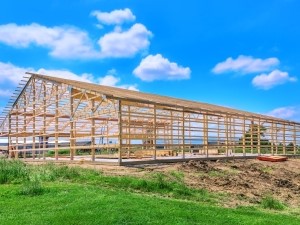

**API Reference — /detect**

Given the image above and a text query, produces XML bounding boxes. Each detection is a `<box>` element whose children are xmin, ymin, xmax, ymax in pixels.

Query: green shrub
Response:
<box><xmin>261</xmin><ymin>195</ymin><xmax>285</xmax><ymax>210</ymax></box>
<box><xmin>46</xmin><ymin>149</ymin><xmax>70</xmax><ymax>156</ymax></box>
<box><xmin>20</xmin><ymin>177</ymin><xmax>44</xmax><ymax>196</ymax></box>
<box><xmin>0</xmin><ymin>159</ymin><xmax>28</xmax><ymax>184</ymax></box>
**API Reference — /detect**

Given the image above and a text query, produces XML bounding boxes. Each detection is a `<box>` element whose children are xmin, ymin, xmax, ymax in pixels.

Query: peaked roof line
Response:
<box><xmin>26</xmin><ymin>72</ymin><xmax>296</xmax><ymax>124</ymax></box>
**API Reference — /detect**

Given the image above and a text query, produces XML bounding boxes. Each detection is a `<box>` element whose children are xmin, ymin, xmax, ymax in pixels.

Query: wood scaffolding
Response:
<box><xmin>0</xmin><ymin>72</ymin><xmax>300</xmax><ymax>165</ymax></box>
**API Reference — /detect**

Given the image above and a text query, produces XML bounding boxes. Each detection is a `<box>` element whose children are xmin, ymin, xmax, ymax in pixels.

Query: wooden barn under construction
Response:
<box><xmin>0</xmin><ymin>72</ymin><xmax>300</xmax><ymax>165</ymax></box>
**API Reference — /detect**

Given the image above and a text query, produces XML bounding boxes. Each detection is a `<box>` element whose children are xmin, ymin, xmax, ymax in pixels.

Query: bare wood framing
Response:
<box><xmin>1</xmin><ymin>72</ymin><xmax>300</xmax><ymax>164</ymax></box>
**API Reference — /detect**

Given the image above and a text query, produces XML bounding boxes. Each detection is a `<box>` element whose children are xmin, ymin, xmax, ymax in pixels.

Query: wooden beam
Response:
<box><xmin>118</xmin><ymin>100</ymin><xmax>123</xmax><ymax>164</ymax></box>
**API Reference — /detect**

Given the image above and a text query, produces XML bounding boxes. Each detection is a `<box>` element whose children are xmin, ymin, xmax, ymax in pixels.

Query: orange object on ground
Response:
<box><xmin>257</xmin><ymin>155</ymin><xmax>288</xmax><ymax>162</ymax></box>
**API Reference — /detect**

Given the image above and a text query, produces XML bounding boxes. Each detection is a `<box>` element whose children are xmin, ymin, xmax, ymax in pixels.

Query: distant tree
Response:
<box><xmin>239</xmin><ymin>123</ymin><xmax>270</xmax><ymax>147</ymax></box>
<box><xmin>287</xmin><ymin>142</ymin><xmax>295</xmax><ymax>151</ymax></box>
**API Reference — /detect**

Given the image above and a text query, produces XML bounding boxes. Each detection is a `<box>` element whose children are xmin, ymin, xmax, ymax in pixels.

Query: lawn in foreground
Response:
<box><xmin>0</xmin><ymin>183</ymin><xmax>300</xmax><ymax>225</ymax></box>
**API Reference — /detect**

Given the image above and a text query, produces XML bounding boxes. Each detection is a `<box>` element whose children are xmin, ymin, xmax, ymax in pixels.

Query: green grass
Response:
<box><xmin>1</xmin><ymin>183</ymin><xmax>300</xmax><ymax>225</ymax></box>
<box><xmin>261</xmin><ymin>195</ymin><xmax>285</xmax><ymax>210</ymax></box>
<box><xmin>0</xmin><ymin>159</ymin><xmax>300</xmax><ymax>224</ymax></box>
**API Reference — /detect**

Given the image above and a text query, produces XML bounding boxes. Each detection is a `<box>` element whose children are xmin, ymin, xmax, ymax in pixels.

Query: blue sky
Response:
<box><xmin>0</xmin><ymin>0</ymin><xmax>299</xmax><ymax>121</ymax></box>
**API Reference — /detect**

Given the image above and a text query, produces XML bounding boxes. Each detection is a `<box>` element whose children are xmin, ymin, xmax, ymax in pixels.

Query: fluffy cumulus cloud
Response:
<box><xmin>268</xmin><ymin>107</ymin><xmax>296</xmax><ymax>119</ymax></box>
<box><xmin>133</xmin><ymin>54</ymin><xmax>191</xmax><ymax>81</ymax></box>
<box><xmin>91</xmin><ymin>8</ymin><xmax>136</xmax><ymax>26</ymax></box>
<box><xmin>0</xmin><ymin>61</ymin><xmax>33</xmax><ymax>84</ymax></box>
<box><xmin>0</xmin><ymin>61</ymin><xmax>138</xmax><ymax>92</ymax></box>
<box><xmin>36</xmin><ymin>68</ymin><xmax>94</xmax><ymax>83</ymax></box>
<box><xmin>99</xmin><ymin>75</ymin><xmax>138</xmax><ymax>91</ymax></box>
<box><xmin>266</xmin><ymin>106</ymin><xmax>299</xmax><ymax>120</ymax></box>
<box><xmin>0</xmin><ymin>23</ymin><xmax>97</xmax><ymax>59</ymax></box>
<box><xmin>212</xmin><ymin>55</ymin><xmax>279</xmax><ymax>74</ymax></box>
<box><xmin>0</xmin><ymin>9</ymin><xmax>151</xmax><ymax>59</ymax></box>
<box><xmin>98</xmin><ymin>23</ymin><xmax>152</xmax><ymax>58</ymax></box>
<box><xmin>252</xmin><ymin>69</ymin><xmax>296</xmax><ymax>90</ymax></box>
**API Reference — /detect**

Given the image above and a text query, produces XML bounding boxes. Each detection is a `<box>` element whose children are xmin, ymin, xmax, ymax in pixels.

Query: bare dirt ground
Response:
<box><xmin>79</xmin><ymin>158</ymin><xmax>300</xmax><ymax>208</ymax></box>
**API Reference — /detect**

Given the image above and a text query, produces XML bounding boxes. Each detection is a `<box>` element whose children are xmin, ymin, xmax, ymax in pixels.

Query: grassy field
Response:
<box><xmin>0</xmin><ymin>159</ymin><xmax>300</xmax><ymax>225</ymax></box>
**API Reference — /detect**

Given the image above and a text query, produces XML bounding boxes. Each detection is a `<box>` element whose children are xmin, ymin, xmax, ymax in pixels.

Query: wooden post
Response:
<box><xmin>275</xmin><ymin>123</ymin><xmax>278</xmax><ymax>154</ymax></box>
<box><xmin>242</xmin><ymin>118</ymin><xmax>246</xmax><ymax>156</ymax></box>
<box><xmin>204</xmin><ymin>114</ymin><xmax>208</xmax><ymax>157</ymax></box>
<box><xmin>153</xmin><ymin>105</ymin><xmax>157</xmax><ymax>160</ymax></box>
<box><xmin>23</xmin><ymin>95</ymin><xmax>27</xmax><ymax>159</ymax></box>
<box><xmin>15</xmin><ymin>105</ymin><xmax>19</xmax><ymax>159</ymax></box>
<box><xmin>70</xmin><ymin>86</ymin><xmax>75</xmax><ymax>161</ymax></box>
<box><xmin>271</xmin><ymin>122</ymin><xmax>274</xmax><ymax>155</ymax></box>
<box><xmin>250</xmin><ymin>121</ymin><xmax>254</xmax><ymax>154</ymax></box>
<box><xmin>217</xmin><ymin>116</ymin><xmax>220</xmax><ymax>152</ymax></box>
<box><xmin>182</xmin><ymin>110</ymin><xmax>185</xmax><ymax>159</ymax></box>
<box><xmin>257</xmin><ymin>119</ymin><xmax>261</xmax><ymax>155</ymax></box>
<box><xmin>128</xmin><ymin>105</ymin><xmax>131</xmax><ymax>158</ymax></box>
<box><xmin>8</xmin><ymin>113</ymin><xmax>12</xmax><ymax>158</ymax></box>
<box><xmin>118</xmin><ymin>100</ymin><xmax>123</xmax><ymax>165</ymax></box>
<box><xmin>293</xmin><ymin>124</ymin><xmax>297</xmax><ymax>155</ymax></box>
<box><xmin>170</xmin><ymin>111</ymin><xmax>173</xmax><ymax>151</ymax></box>
<box><xmin>42</xmin><ymin>81</ymin><xmax>46</xmax><ymax>160</ymax></box>
<box><xmin>283</xmin><ymin>124</ymin><xmax>286</xmax><ymax>155</ymax></box>
<box><xmin>55</xmin><ymin>85</ymin><xmax>59</xmax><ymax>160</ymax></box>
<box><xmin>32</xmin><ymin>79</ymin><xmax>36</xmax><ymax>159</ymax></box>
<box><xmin>225</xmin><ymin>116</ymin><xmax>229</xmax><ymax>156</ymax></box>
<box><xmin>91</xmin><ymin>99</ymin><xmax>95</xmax><ymax>161</ymax></box>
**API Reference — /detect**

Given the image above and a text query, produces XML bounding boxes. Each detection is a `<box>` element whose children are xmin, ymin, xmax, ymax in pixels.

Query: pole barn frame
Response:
<box><xmin>0</xmin><ymin>72</ymin><xmax>300</xmax><ymax>165</ymax></box>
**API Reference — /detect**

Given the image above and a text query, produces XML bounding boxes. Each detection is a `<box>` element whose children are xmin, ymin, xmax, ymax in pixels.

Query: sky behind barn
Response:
<box><xmin>0</xmin><ymin>0</ymin><xmax>299</xmax><ymax>121</ymax></box>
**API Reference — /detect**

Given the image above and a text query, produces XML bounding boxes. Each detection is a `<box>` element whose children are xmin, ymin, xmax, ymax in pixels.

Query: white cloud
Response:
<box><xmin>266</xmin><ymin>106</ymin><xmax>297</xmax><ymax>120</ymax></box>
<box><xmin>91</xmin><ymin>8</ymin><xmax>135</xmax><ymax>26</ymax></box>
<box><xmin>37</xmin><ymin>68</ymin><xmax>94</xmax><ymax>83</ymax></box>
<box><xmin>133</xmin><ymin>54</ymin><xmax>191</xmax><ymax>81</ymax></box>
<box><xmin>0</xmin><ymin>62</ymin><xmax>138</xmax><ymax>93</ymax></box>
<box><xmin>0</xmin><ymin>61</ymin><xmax>33</xmax><ymax>84</ymax></box>
<box><xmin>0</xmin><ymin>23</ymin><xmax>97</xmax><ymax>59</ymax></box>
<box><xmin>98</xmin><ymin>23</ymin><xmax>152</xmax><ymax>58</ymax></box>
<box><xmin>0</xmin><ymin>20</ymin><xmax>151</xmax><ymax>59</ymax></box>
<box><xmin>98</xmin><ymin>71</ymin><xmax>138</xmax><ymax>91</ymax></box>
<box><xmin>267</xmin><ymin>107</ymin><xmax>295</xmax><ymax>119</ymax></box>
<box><xmin>252</xmin><ymin>69</ymin><xmax>296</xmax><ymax>90</ymax></box>
<box><xmin>212</xmin><ymin>55</ymin><xmax>279</xmax><ymax>74</ymax></box>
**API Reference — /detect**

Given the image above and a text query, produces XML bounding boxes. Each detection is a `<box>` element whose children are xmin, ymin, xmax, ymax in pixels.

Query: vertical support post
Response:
<box><xmin>203</xmin><ymin>114</ymin><xmax>208</xmax><ymax>157</ymax></box>
<box><xmin>32</xmin><ymin>79</ymin><xmax>36</xmax><ymax>159</ymax></box>
<box><xmin>275</xmin><ymin>123</ymin><xmax>278</xmax><ymax>154</ymax></box>
<box><xmin>69</xmin><ymin>86</ymin><xmax>75</xmax><ymax>161</ymax></box>
<box><xmin>217</xmin><ymin>116</ymin><xmax>220</xmax><ymax>152</ymax></box>
<box><xmin>229</xmin><ymin>117</ymin><xmax>232</xmax><ymax>156</ymax></box>
<box><xmin>250</xmin><ymin>120</ymin><xmax>254</xmax><ymax>154</ymax></box>
<box><xmin>42</xmin><ymin>81</ymin><xmax>46</xmax><ymax>160</ymax></box>
<box><xmin>189</xmin><ymin>114</ymin><xmax>191</xmax><ymax>147</ymax></box>
<box><xmin>153</xmin><ymin>105</ymin><xmax>157</xmax><ymax>160</ymax></box>
<box><xmin>55</xmin><ymin>85</ymin><xmax>59</xmax><ymax>160</ymax></box>
<box><xmin>257</xmin><ymin>119</ymin><xmax>261</xmax><ymax>155</ymax></box>
<box><xmin>15</xmin><ymin>105</ymin><xmax>19</xmax><ymax>159</ymax></box>
<box><xmin>23</xmin><ymin>95</ymin><xmax>27</xmax><ymax>159</ymax></box>
<box><xmin>232</xmin><ymin>118</ymin><xmax>236</xmax><ymax>155</ymax></box>
<box><xmin>127</xmin><ymin>105</ymin><xmax>131</xmax><ymax>158</ymax></box>
<box><xmin>225</xmin><ymin>116</ymin><xmax>229</xmax><ymax>156</ymax></box>
<box><xmin>182</xmin><ymin>110</ymin><xmax>185</xmax><ymax>159</ymax></box>
<box><xmin>170</xmin><ymin>111</ymin><xmax>173</xmax><ymax>150</ymax></box>
<box><xmin>118</xmin><ymin>100</ymin><xmax>123</xmax><ymax>165</ymax></box>
<box><xmin>91</xmin><ymin>99</ymin><xmax>95</xmax><ymax>161</ymax></box>
<box><xmin>293</xmin><ymin>124</ymin><xmax>297</xmax><ymax>155</ymax></box>
<box><xmin>271</xmin><ymin>122</ymin><xmax>275</xmax><ymax>155</ymax></box>
<box><xmin>8</xmin><ymin>113</ymin><xmax>12</xmax><ymax>158</ymax></box>
<box><xmin>283</xmin><ymin>123</ymin><xmax>286</xmax><ymax>155</ymax></box>
<box><xmin>242</xmin><ymin>118</ymin><xmax>246</xmax><ymax>156</ymax></box>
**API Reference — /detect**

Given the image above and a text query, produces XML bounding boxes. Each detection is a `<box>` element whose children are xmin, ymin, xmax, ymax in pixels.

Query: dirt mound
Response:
<box><xmin>72</xmin><ymin>158</ymin><xmax>300</xmax><ymax>207</ymax></box>
<box><xmin>180</xmin><ymin>159</ymin><xmax>300</xmax><ymax>207</ymax></box>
